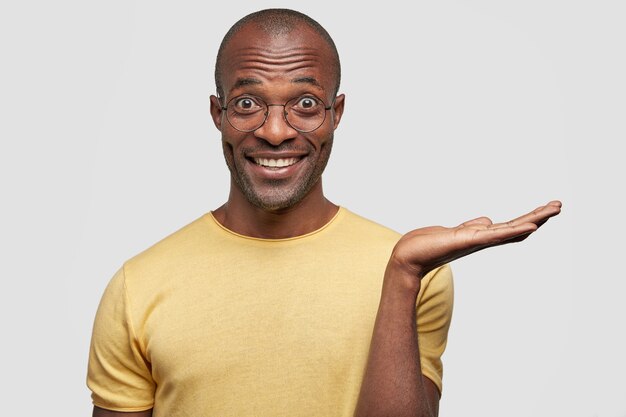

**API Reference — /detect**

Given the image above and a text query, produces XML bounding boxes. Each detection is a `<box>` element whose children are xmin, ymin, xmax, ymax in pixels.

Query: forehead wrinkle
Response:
<box><xmin>237</xmin><ymin>57</ymin><xmax>322</xmax><ymax>67</ymax></box>
<box><xmin>229</xmin><ymin>58</ymin><xmax>323</xmax><ymax>75</ymax></box>
<box><xmin>230</xmin><ymin>47</ymin><xmax>325</xmax><ymax>64</ymax></box>
<box><xmin>233</xmin><ymin>45</ymin><xmax>321</xmax><ymax>55</ymax></box>
<box><xmin>225</xmin><ymin>44</ymin><xmax>331</xmax><ymax>96</ymax></box>
<box><xmin>241</xmin><ymin>53</ymin><xmax>322</xmax><ymax>62</ymax></box>
<box><xmin>232</xmin><ymin>52</ymin><xmax>323</xmax><ymax>65</ymax></box>
<box><xmin>227</xmin><ymin>67</ymin><xmax>326</xmax><ymax>96</ymax></box>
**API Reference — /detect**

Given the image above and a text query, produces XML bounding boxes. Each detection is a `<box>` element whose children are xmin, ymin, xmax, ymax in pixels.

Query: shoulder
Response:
<box><xmin>121</xmin><ymin>213</ymin><xmax>215</xmax><ymax>283</ymax></box>
<box><xmin>323</xmin><ymin>208</ymin><xmax>402</xmax><ymax>265</ymax></box>
<box><xmin>336</xmin><ymin>207</ymin><xmax>402</xmax><ymax>245</ymax></box>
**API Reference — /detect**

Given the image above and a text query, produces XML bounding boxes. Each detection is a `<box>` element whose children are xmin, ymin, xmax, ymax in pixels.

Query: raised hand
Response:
<box><xmin>356</xmin><ymin>201</ymin><xmax>562</xmax><ymax>417</ymax></box>
<box><xmin>389</xmin><ymin>200</ymin><xmax>562</xmax><ymax>285</ymax></box>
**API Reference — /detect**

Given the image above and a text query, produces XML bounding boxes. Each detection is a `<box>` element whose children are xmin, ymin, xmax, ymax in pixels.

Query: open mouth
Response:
<box><xmin>252</xmin><ymin>157</ymin><xmax>301</xmax><ymax>169</ymax></box>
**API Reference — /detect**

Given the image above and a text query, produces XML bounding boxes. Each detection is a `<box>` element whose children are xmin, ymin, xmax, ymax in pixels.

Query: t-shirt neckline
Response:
<box><xmin>205</xmin><ymin>206</ymin><xmax>346</xmax><ymax>243</ymax></box>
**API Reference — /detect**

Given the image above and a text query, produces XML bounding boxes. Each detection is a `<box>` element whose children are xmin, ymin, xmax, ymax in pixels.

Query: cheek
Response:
<box><xmin>221</xmin><ymin>141</ymin><xmax>234</xmax><ymax>164</ymax></box>
<box><xmin>302</xmin><ymin>127</ymin><xmax>332</xmax><ymax>149</ymax></box>
<box><xmin>309</xmin><ymin>130</ymin><xmax>333</xmax><ymax>151</ymax></box>
<box><xmin>221</xmin><ymin>134</ymin><xmax>244</xmax><ymax>167</ymax></box>
<box><xmin>221</xmin><ymin>129</ymin><xmax>248</xmax><ymax>151</ymax></box>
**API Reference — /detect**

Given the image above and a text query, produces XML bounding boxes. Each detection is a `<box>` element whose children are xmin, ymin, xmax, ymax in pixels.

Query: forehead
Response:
<box><xmin>220</xmin><ymin>25</ymin><xmax>336</xmax><ymax>100</ymax></box>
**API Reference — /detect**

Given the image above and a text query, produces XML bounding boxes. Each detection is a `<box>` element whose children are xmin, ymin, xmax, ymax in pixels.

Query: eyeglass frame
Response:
<box><xmin>218</xmin><ymin>93</ymin><xmax>335</xmax><ymax>133</ymax></box>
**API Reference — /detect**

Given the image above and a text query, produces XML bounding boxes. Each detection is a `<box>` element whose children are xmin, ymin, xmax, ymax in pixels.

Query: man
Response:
<box><xmin>87</xmin><ymin>8</ymin><xmax>561</xmax><ymax>417</ymax></box>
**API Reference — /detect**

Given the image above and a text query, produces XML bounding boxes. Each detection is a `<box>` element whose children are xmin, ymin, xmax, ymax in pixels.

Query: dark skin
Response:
<box><xmin>209</xmin><ymin>25</ymin><xmax>345</xmax><ymax>239</ymax></box>
<box><xmin>353</xmin><ymin>201</ymin><xmax>561</xmax><ymax>417</ymax></box>
<box><xmin>93</xmin><ymin>408</ymin><xmax>151</xmax><ymax>417</ymax></box>
<box><xmin>93</xmin><ymin>22</ymin><xmax>562</xmax><ymax>417</ymax></box>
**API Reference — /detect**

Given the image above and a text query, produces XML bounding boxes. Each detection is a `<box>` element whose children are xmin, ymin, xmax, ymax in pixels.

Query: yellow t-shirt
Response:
<box><xmin>87</xmin><ymin>208</ymin><xmax>453</xmax><ymax>416</ymax></box>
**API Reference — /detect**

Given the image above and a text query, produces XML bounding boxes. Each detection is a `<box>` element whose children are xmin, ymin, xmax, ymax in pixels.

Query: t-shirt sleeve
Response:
<box><xmin>87</xmin><ymin>266</ymin><xmax>155</xmax><ymax>412</ymax></box>
<box><xmin>416</xmin><ymin>264</ymin><xmax>454</xmax><ymax>395</ymax></box>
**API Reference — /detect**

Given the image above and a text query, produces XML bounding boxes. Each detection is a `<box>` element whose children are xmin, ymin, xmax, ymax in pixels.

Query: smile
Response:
<box><xmin>253</xmin><ymin>157</ymin><xmax>300</xmax><ymax>168</ymax></box>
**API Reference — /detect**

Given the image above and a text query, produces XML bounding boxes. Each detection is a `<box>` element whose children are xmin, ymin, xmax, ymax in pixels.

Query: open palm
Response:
<box><xmin>390</xmin><ymin>200</ymin><xmax>562</xmax><ymax>279</ymax></box>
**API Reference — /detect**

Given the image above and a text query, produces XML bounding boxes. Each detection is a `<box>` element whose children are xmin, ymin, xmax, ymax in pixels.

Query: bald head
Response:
<box><xmin>215</xmin><ymin>9</ymin><xmax>341</xmax><ymax>98</ymax></box>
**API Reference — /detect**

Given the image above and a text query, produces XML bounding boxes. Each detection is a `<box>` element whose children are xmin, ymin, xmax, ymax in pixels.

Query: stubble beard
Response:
<box><xmin>224</xmin><ymin>138</ymin><xmax>333</xmax><ymax>212</ymax></box>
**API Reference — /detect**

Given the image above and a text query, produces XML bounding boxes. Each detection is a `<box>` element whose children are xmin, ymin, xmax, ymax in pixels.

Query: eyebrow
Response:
<box><xmin>228</xmin><ymin>77</ymin><xmax>263</xmax><ymax>95</ymax></box>
<box><xmin>291</xmin><ymin>76</ymin><xmax>323</xmax><ymax>89</ymax></box>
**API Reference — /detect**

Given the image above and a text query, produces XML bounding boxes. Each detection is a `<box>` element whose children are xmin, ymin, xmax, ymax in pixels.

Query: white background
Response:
<box><xmin>1</xmin><ymin>1</ymin><xmax>624</xmax><ymax>416</ymax></box>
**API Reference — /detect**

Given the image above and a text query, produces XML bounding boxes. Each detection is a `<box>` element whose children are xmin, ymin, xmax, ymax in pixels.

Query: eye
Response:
<box><xmin>232</xmin><ymin>96</ymin><xmax>263</xmax><ymax>112</ymax></box>
<box><xmin>294</xmin><ymin>96</ymin><xmax>320</xmax><ymax>109</ymax></box>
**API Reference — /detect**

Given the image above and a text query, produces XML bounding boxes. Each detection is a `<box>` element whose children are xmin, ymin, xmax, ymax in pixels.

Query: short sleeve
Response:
<box><xmin>416</xmin><ymin>264</ymin><xmax>454</xmax><ymax>395</ymax></box>
<box><xmin>87</xmin><ymin>266</ymin><xmax>155</xmax><ymax>412</ymax></box>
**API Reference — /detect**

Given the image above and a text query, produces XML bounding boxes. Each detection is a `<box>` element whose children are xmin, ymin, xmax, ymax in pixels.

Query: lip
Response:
<box><xmin>246</xmin><ymin>154</ymin><xmax>307</xmax><ymax>180</ymax></box>
<box><xmin>246</xmin><ymin>151</ymin><xmax>308</xmax><ymax>159</ymax></box>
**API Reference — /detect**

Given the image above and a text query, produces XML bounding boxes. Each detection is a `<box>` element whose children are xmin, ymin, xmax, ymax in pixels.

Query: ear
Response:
<box><xmin>331</xmin><ymin>94</ymin><xmax>345</xmax><ymax>130</ymax></box>
<box><xmin>209</xmin><ymin>95</ymin><xmax>223</xmax><ymax>130</ymax></box>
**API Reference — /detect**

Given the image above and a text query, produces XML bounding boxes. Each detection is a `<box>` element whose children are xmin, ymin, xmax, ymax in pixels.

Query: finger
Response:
<box><xmin>488</xmin><ymin>201</ymin><xmax>562</xmax><ymax>230</ymax></box>
<box><xmin>403</xmin><ymin>222</ymin><xmax>539</xmax><ymax>269</ymax></box>
<box><xmin>461</xmin><ymin>222</ymin><xmax>538</xmax><ymax>247</ymax></box>
<box><xmin>510</xmin><ymin>203</ymin><xmax>561</xmax><ymax>224</ymax></box>
<box><xmin>533</xmin><ymin>200</ymin><xmax>562</xmax><ymax>227</ymax></box>
<box><xmin>436</xmin><ymin>223</ymin><xmax>538</xmax><ymax>263</ymax></box>
<box><xmin>503</xmin><ymin>232</ymin><xmax>534</xmax><ymax>244</ymax></box>
<box><xmin>470</xmin><ymin>229</ymin><xmax>535</xmax><ymax>252</ymax></box>
<box><xmin>458</xmin><ymin>216</ymin><xmax>493</xmax><ymax>228</ymax></box>
<box><xmin>404</xmin><ymin>225</ymin><xmax>449</xmax><ymax>237</ymax></box>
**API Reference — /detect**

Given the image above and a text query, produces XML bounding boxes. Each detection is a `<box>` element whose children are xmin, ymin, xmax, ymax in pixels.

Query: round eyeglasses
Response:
<box><xmin>221</xmin><ymin>94</ymin><xmax>333</xmax><ymax>133</ymax></box>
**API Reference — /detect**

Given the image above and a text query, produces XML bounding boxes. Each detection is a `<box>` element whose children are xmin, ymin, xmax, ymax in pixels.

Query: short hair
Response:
<box><xmin>215</xmin><ymin>9</ymin><xmax>341</xmax><ymax>98</ymax></box>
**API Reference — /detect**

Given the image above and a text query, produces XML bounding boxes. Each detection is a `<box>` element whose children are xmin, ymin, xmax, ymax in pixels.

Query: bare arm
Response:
<box><xmin>93</xmin><ymin>406</ymin><xmax>153</xmax><ymax>417</ymax></box>
<box><xmin>354</xmin><ymin>266</ymin><xmax>442</xmax><ymax>417</ymax></box>
<box><xmin>354</xmin><ymin>201</ymin><xmax>562</xmax><ymax>417</ymax></box>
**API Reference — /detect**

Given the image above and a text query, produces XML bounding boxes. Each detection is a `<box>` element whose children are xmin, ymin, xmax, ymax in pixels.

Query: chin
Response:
<box><xmin>247</xmin><ymin>189</ymin><xmax>308</xmax><ymax>212</ymax></box>
<box><xmin>228</xmin><ymin>149</ymin><xmax>327</xmax><ymax>212</ymax></box>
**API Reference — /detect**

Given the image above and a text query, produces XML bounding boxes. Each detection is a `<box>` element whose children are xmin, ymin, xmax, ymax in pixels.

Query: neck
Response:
<box><xmin>212</xmin><ymin>179</ymin><xmax>339</xmax><ymax>239</ymax></box>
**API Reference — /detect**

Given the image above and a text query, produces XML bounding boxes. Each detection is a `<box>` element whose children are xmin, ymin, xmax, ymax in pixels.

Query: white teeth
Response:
<box><xmin>254</xmin><ymin>157</ymin><xmax>298</xmax><ymax>168</ymax></box>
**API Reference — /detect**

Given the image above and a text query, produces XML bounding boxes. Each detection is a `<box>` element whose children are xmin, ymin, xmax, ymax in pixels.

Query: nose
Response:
<box><xmin>253</xmin><ymin>104</ymin><xmax>298</xmax><ymax>146</ymax></box>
